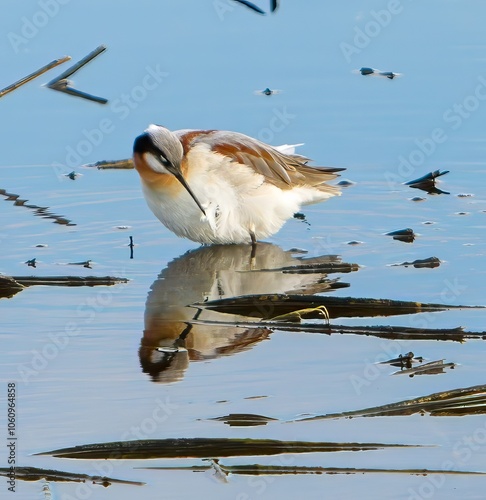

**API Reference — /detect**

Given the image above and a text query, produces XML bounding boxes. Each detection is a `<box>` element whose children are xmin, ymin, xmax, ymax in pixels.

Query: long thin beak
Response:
<box><xmin>171</xmin><ymin>169</ymin><xmax>206</xmax><ymax>217</ymax></box>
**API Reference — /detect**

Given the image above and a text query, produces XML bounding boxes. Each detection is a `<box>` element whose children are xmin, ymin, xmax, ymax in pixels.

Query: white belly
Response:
<box><xmin>141</xmin><ymin>147</ymin><xmax>335</xmax><ymax>245</ymax></box>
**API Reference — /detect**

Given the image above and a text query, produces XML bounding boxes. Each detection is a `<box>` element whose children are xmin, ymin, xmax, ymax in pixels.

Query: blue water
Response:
<box><xmin>1</xmin><ymin>1</ymin><xmax>486</xmax><ymax>499</ymax></box>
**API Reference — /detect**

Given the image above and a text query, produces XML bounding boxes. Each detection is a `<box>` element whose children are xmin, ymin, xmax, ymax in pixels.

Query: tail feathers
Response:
<box><xmin>295</xmin><ymin>164</ymin><xmax>344</xmax><ymax>188</ymax></box>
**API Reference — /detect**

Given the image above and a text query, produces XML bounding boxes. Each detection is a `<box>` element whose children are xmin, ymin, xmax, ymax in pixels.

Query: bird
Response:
<box><xmin>132</xmin><ymin>125</ymin><xmax>344</xmax><ymax>245</ymax></box>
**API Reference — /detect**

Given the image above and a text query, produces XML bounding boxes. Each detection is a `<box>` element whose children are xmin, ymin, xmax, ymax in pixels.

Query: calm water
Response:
<box><xmin>1</xmin><ymin>1</ymin><xmax>486</xmax><ymax>499</ymax></box>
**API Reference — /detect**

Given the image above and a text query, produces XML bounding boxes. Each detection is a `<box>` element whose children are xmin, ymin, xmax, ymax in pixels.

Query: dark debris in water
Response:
<box><xmin>140</xmin><ymin>462</ymin><xmax>486</xmax><ymax>477</ymax></box>
<box><xmin>255</xmin><ymin>87</ymin><xmax>281</xmax><ymax>96</ymax></box>
<box><xmin>405</xmin><ymin>170</ymin><xmax>450</xmax><ymax>194</ymax></box>
<box><xmin>0</xmin><ymin>275</ymin><xmax>128</xmax><ymax>299</ymax></box>
<box><xmin>283</xmin><ymin>323</ymin><xmax>484</xmax><ymax>342</ymax></box>
<box><xmin>64</xmin><ymin>170</ymin><xmax>82</xmax><ymax>180</ymax></box>
<box><xmin>0</xmin><ymin>188</ymin><xmax>75</xmax><ymax>226</ymax></box>
<box><xmin>298</xmin><ymin>384</ymin><xmax>486</xmax><ymax>420</ymax></box>
<box><xmin>392</xmin><ymin>359</ymin><xmax>455</xmax><ymax>377</ymax></box>
<box><xmin>0</xmin><ymin>56</ymin><xmax>70</xmax><ymax>98</ymax></box>
<box><xmin>336</xmin><ymin>179</ymin><xmax>356</xmax><ymax>187</ymax></box>
<box><xmin>191</xmin><ymin>316</ymin><xmax>486</xmax><ymax>343</ymax></box>
<box><xmin>233</xmin><ymin>0</ymin><xmax>265</xmax><ymax>14</ymax></box>
<box><xmin>260</xmin><ymin>259</ymin><xmax>359</xmax><ymax>275</ymax></box>
<box><xmin>379</xmin><ymin>71</ymin><xmax>399</xmax><ymax>79</ymax></box>
<box><xmin>391</xmin><ymin>257</ymin><xmax>441</xmax><ymax>269</ymax></box>
<box><xmin>379</xmin><ymin>352</ymin><xmax>422</xmax><ymax>369</ymax></box>
<box><xmin>0</xmin><ymin>276</ymin><xmax>24</xmax><ymax>298</ymax></box>
<box><xmin>129</xmin><ymin>235</ymin><xmax>134</xmax><ymax>259</ymax></box>
<box><xmin>379</xmin><ymin>352</ymin><xmax>454</xmax><ymax>377</ymax></box>
<box><xmin>385</xmin><ymin>228</ymin><xmax>416</xmax><ymax>243</ymax></box>
<box><xmin>84</xmin><ymin>158</ymin><xmax>134</xmax><ymax>169</ymax></box>
<box><xmin>209</xmin><ymin>413</ymin><xmax>277</xmax><ymax>426</ymax></box>
<box><xmin>37</xmin><ymin>437</ymin><xmax>417</xmax><ymax>460</ymax></box>
<box><xmin>194</xmin><ymin>294</ymin><xmax>468</xmax><ymax>320</ymax></box>
<box><xmin>287</xmin><ymin>247</ymin><xmax>308</xmax><ymax>254</ymax></box>
<box><xmin>46</xmin><ymin>45</ymin><xmax>108</xmax><ymax>104</ymax></box>
<box><xmin>0</xmin><ymin>466</ymin><xmax>144</xmax><ymax>486</ymax></box>
<box><xmin>67</xmin><ymin>260</ymin><xmax>93</xmax><ymax>269</ymax></box>
<box><xmin>358</xmin><ymin>67</ymin><xmax>401</xmax><ymax>79</ymax></box>
<box><xmin>293</xmin><ymin>212</ymin><xmax>310</xmax><ymax>226</ymax></box>
<box><xmin>11</xmin><ymin>276</ymin><xmax>127</xmax><ymax>287</ymax></box>
<box><xmin>232</xmin><ymin>0</ymin><xmax>279</xmax><ymax>15</ymax></box>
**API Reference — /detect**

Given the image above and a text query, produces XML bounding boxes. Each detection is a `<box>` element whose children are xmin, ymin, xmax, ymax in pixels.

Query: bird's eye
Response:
<box><xmin>157</xmin><ymin>151</ymin><xmax>170</xmax><ymax>166</ymax></box>
<box><xmin>146</xmin><ymin>140</ymin><xmax>170</xmax><ymax>166</ymax></box>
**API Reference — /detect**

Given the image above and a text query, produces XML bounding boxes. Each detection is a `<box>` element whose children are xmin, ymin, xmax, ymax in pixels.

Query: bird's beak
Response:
<box><xmin>167</xmin><ymin>164</ymin><xmax>206</xmax><ymax>216</ymax></box>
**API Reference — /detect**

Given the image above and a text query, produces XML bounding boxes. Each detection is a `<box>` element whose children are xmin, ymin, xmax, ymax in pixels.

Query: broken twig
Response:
<box><xmin>0</xmin><ymin>56</ymin><xmax>70</xmax><ymax>98</ymax></box>
<box><xmin>47</xmin><ymin>45</ymin><xmax>108</xmax><ymax>103</ymax></box>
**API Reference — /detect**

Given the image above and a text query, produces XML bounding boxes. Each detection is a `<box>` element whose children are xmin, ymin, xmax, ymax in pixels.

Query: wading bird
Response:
<box><xmin>133</xmin><ymin>125</ymin><xmax>343</xmax><ymax>245</ymax></box>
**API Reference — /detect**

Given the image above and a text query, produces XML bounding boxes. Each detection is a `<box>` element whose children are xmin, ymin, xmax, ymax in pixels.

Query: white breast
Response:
<box><xmin>141</xmin><ymin>143</ymin><xmax>333</xmax><ymax>244</ymax></box>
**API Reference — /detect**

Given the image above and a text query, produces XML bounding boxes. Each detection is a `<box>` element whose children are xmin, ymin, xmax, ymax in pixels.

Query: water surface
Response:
<box><xmin>1</xmin><ymin>1</ymin><xmax>486</xmax><ymax>499</ymax></box>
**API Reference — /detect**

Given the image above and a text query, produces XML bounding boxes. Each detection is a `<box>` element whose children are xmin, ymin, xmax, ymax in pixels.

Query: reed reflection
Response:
<box><xmin>139</xmin><ymin>243</ymin><xmax>350</xmax><ymax>383</ymax></box>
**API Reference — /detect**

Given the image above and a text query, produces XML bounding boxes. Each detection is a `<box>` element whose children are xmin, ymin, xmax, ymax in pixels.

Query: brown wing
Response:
<box><xmin>177</xmin><ymin>129</ymin><xmax>344</xmax><ymax>190</ymax></box>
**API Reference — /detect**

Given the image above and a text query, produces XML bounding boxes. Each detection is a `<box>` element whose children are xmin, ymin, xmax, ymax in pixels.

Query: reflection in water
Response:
<box><xmin>298</xmin><ymin>384</ymin><xmax>486</xmax><ymax>420</ymax></box>
<box><xmin>0</xmin><ymin>188</ymin><xmax>75</xmax><ymax>225</ymax></box>
<box><xmin>39</xmin><ymin>436</ymin><xmax>408</xmax><ymax>459</ymax></box>
<box><xmin>385</xmin><ymin>227</ymin><xmax>416</xmax><ymax>243</ymax></box>
<box><xmin>141</xmin><ymin>462</ymin><xmax>484</xmax><ymax>478</ymax></box>
<box><xmin>405</xmin><ymin>169</ymin><xmax>450</xmax><ymax>195</ymax></box>
<box><xmin>0</xmin><ymin>466</ymin><xmax>144</xmax><ymax>487</ymax></box>
<box><xmin>0</xmin><ymin>275</ymin><xmax>128</xmax><ymax>300</ymax></box>
<box><xmin>140</xmin><ymin>243</ymin><xmax>351</xmax><ymax>383</ymax></box>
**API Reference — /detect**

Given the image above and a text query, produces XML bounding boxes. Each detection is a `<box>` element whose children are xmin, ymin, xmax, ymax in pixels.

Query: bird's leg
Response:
<box><xmin>316</xmin><ymin>305</ymin><xmax>331</xmax><ymax>327</ymax></box>
<box><xmin>173</xmin><ymin>308</ymin><xmax>202</xmax><ymax>348</ymax></box>
<box><xmin>174</xmin><ymin>323</ymin><xmax>193</xmax><ymax>348</ymax></box>
<box><xmin>249</xmin><ymin>231</ymin><xmax>257</xmax><ymax>268</ymax></box>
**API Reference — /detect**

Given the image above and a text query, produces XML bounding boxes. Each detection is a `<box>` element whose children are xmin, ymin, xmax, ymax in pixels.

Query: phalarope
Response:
<box><xmin>133</xmin><ymin>124</ymin><xmax>343</xmax><ymax>244</ymax></box>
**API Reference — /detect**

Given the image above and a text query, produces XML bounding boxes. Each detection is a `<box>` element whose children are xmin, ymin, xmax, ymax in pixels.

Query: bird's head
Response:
<box><xmin>134</xmin><ymin>124</ymin><xmax>183</xmax><ymax>175</ymax></box>
<box><xmin>133</xmin><ymin>124</ymin><xmax>206</xmax><ymax>216</ymax></box>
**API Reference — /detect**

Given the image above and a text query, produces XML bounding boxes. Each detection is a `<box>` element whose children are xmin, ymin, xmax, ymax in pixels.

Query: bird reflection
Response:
<box><xmin>140</xmin><ymin>243</ymin><xmax>349</xmax><ymax>383</ymax></box>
